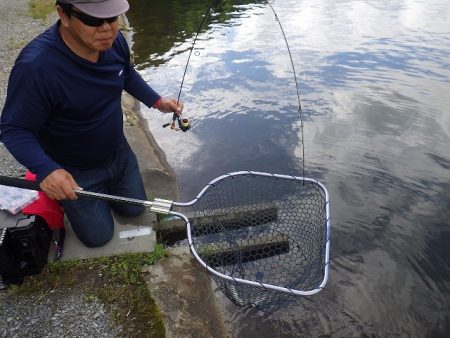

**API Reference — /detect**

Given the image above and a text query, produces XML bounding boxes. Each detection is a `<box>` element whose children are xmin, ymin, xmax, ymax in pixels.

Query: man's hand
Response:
<box><xmin>39</xmin><ymin>169</ymin><xmax>80</xmax><ymax>200</ymax></box>
<box><xmin>155</xmin><ymin>98</ymin><xmax>184</xmax><ymax>115</ymax></box>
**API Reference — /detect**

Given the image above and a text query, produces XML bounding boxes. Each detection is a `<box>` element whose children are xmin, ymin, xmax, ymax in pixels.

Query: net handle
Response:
<box><xmin>0</xmin><ymin>175</ymin><xmax>162</xmax><ymax>212</ymax></box>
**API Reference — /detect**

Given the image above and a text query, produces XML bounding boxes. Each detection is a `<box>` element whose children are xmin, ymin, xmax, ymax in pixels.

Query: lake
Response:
<box><xmin>126</xmin><ymin>0</ymin><xmax>450</xmax><ymax>336</ymax></box>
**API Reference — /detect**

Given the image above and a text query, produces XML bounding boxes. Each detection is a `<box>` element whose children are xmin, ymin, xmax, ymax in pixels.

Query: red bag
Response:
<box><xmin>22</xmin><ymin>172</ymin><xmax>64</xmax><ymax>230</ymax></box>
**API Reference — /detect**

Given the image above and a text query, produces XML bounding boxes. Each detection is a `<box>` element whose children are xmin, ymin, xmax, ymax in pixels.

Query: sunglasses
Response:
<box><xmin>68</xmin><ymin>8</ymin><xmax>118</xmax><ymax>27</ymax></box>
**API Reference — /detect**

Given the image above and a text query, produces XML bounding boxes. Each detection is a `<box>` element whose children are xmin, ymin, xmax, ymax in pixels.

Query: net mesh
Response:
<box><xmin>176</xmin><ymin>173</ymin><xmax>329</xmax><ymax>308</ymax></box>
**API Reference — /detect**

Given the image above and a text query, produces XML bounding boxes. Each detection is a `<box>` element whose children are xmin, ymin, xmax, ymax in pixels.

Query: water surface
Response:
<box><xmin>126</xmin><ymin>0</ymin><xmax>450</xmax><ymax>336</ymax></box>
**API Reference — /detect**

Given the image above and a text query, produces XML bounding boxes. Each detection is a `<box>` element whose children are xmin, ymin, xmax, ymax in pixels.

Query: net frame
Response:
<box><xmin>171</xmin><ymin>171</ymin><xmax>331</xmax><ymax>300</ymax></box>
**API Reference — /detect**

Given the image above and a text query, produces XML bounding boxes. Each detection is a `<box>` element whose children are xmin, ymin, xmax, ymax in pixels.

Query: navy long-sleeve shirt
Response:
<box><xmin>0</xmin><ymin>22</ymin><xmax>160</xmax><ymax>182</ymax></box>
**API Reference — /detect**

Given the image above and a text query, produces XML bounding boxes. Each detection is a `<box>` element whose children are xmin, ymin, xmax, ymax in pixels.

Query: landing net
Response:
<box><xmin>174</xmin><ymin>171</ymin><xmax>330</xmax><ymax>308</ymax></box>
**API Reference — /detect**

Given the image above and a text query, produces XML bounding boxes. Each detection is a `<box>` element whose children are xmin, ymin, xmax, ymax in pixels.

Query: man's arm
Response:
<box><xmin>0</xmin><ymin>60</ymin><xmax>61</xmax><ymax>182</ymax></box>
<box><xmin>117</xmin><ymin>32</ymin><xmax>183</xmax><ymax>114</ymax></box>
<box><xmin>124</xmin><ymin>66</ymin><xmax>161</xmax><ymax>107</ymax></box>
<box><xmin>0</xmin><ymin>59</ymin><xmax>79</xmax><ymax>200</ymax></box>
<box><xmin>124</xmin><ymin>67</ymin><xmax>183</xmax><ymax>114</ymax></box>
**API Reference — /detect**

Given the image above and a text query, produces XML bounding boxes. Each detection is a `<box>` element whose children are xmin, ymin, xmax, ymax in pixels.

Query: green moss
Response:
<box><xmin>29</xmin><ymin>0</ymin><xmax>55</xmax><ymax>19</ymax></box>
<box><xmin>84</xmin><ymin>294</ymin><xmax>98</xmax><ymax>303</ymax></box>
<box><xmin>7</xmin><ymin>38</ymin><xmax>28</xmax><ymax>50</ymax></box>
<box><xmin>12</xmin><ymin>244</ymin><xmax>168</xmax><ymax>337</ymax></box>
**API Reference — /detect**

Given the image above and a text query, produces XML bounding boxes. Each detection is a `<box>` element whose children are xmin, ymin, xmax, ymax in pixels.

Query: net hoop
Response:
<box><xmin>172</xmin><ymin>171</ymin><xmax>331</xmax><ymax>296</ymax></box>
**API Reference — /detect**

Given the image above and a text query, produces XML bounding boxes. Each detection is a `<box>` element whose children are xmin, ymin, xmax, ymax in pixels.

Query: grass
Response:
<box><xmin>29</xmin><ymin>0</ymin><xmax>55</xmax><ymax>19</ymax></box>
<box><xmin>7</xmin><ymin>38</ymin><xmax>29</xmax><ymax>50</ymax></box>
<box><xmin>11</xmin><ymin>244</ymin><xmax>168</xmax><ymax>338</ymax></box>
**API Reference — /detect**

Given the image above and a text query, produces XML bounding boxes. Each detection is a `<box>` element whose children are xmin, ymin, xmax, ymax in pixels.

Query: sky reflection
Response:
<box><xmin>128</xmin><ymin>0</ymin><xmax>450</xmax><ymax>335</ymax></box>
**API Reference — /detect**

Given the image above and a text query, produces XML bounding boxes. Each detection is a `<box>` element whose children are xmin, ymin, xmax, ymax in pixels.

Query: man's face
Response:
<box><xmin>71</xmin><ymin>16</ymin><xmax>119</xmax><ymax>52</ymax></box>
<box><xmin>60</xmin><ymin>6</ymin><xmax>120</xmax><ymax>53</ymax></box>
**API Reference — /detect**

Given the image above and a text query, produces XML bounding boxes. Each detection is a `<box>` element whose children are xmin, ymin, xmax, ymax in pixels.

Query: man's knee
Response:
<box><xmin>113</xmin><ymin>204</ymin><xmax>146</xmax><ymax>218</ymax></box>
<box><xmin>68</xmin><ymin>215</ymin><xmax>115</xmax><ymax>248</ymax></box>
<box><xmin>63</xmin><ymin>199</ymin><xmax>115</xmax><ymax>248</ymax></box>
<box><xmin>80</xmin><ymin>227</ymin><xmax>114</xmax><ymax>248</ymax></box>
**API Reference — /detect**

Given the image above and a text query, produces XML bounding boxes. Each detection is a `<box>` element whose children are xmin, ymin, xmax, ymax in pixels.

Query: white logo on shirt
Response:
<box><xmin>118</xmin><ymin>69</ymin><xmax>124</xmax><ymax>76</ymax></box>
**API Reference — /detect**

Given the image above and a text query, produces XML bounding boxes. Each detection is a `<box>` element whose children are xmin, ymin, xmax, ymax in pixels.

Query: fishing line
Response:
<box><xmin>176</xmin><ymin>0</ymin><xmax>225</xmax><ymax>105</ymax></box>
<box><xmin>262</xmin><ymin>0</ymin><xmax>305</xmax><ymax>180</ymax></box>
<box><xmin>169</xmin><ymin>0</ymin><xmax>306</xmax><ymax>179</ymax></box>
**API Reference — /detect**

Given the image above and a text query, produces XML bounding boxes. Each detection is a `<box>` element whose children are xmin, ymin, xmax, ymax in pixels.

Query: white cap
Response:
<box><xmin>59</xmin><ymin>0</ymin><xmax>129</xmax><ymax>18</ymax></box>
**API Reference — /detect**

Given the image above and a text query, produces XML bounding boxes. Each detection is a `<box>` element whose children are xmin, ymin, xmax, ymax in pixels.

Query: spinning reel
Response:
<box><xmin>163</xmin><ymin>113</ymin><xmax>190</xmax><ymax>132</ymax></box>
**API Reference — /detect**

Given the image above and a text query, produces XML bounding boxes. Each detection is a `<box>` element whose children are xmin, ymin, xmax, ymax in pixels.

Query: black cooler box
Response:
<box><xmin>0</xmin><ymin>212</ymin><xmax>52</xmax><ymax>285</ymax></box>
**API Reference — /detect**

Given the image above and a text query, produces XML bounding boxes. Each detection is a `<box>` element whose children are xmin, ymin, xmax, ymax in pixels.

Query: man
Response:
<box><xmin>0</xmin><ymin>0</ymin><xmax>183</xmax><ymax>247</ymax></box>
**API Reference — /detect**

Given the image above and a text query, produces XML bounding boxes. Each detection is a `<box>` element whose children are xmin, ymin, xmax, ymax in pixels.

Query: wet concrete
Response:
<box><xmin>142</xmin><ymin>246</ymin><xmax>230</xmax><ymax>338</ymax></box>
<box><xmin>121</xmin><ymin>95</ymin><xmax>231</xmax><ymax>337</ymax></box>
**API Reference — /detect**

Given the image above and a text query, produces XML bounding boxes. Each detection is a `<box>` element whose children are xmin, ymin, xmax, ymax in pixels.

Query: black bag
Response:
<box><xmin>0</xmin><ymin>213</ymin><xmax>52</xmax><ymax>285</ymax></box>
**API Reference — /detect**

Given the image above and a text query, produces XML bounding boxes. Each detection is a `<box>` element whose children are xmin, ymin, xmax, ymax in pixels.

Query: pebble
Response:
<box><xmin>0</xmin><ymin>290</ymin><xmax>123</xmax><ymax>337</ymax></box>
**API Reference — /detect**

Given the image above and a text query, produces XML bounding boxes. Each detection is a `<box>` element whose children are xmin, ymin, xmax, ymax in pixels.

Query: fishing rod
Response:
<box><xmin>162</xmin><ymin>0</ymin><xmax>306</xmax><ymax>179</ymax></box>
<box><xmin>162</xmin><ymin>0</ymin><xmax>223</xmax><ymax>131</ymax></box>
